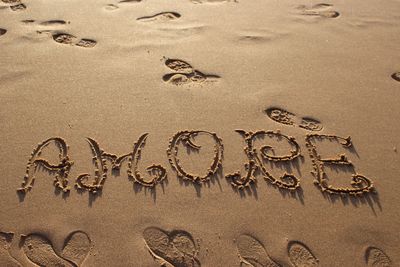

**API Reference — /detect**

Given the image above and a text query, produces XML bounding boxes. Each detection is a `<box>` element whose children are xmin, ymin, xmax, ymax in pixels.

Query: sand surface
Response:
<box><xmin>0</xmin><ymin>0</ymin><xmax>400</xmax><ymax>266</ymax></box>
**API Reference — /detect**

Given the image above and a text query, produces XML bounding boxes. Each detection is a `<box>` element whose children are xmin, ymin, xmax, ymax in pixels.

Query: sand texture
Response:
<box><xmin>0</xmin><ymin>0</ymin><xmax>400</xmax><ymax>266</ymax></box>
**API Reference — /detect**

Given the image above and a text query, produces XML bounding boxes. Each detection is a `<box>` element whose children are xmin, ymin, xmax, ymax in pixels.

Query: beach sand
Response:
<box><xmin>0</xmin><ymin>0</ymin><xmax>399</xmax><ymax>266</ymax></box>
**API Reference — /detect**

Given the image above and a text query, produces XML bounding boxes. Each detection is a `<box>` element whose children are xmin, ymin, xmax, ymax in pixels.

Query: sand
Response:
<box><xmin>0</xmin><ymin>0</ymin><xmax>399</xmax><ymax>266</ymax></box>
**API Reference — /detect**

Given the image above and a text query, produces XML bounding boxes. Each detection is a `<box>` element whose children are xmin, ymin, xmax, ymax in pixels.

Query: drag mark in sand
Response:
<box><xmin>143</xmin><ymin>227</ymin><xmax>200</xmax><ymax>267</ymax></box>
<box><xmin>163</xmin><ymin>59</ymin><xmax>220</xmax><ymax>86</ymax></box>
<box><xmin>305</xmin><ymin>134</ymin><xmax>375</xmax><ymax>195</ymax></box>
<box><xmin>17</xmin><ymin>137</ymin><xmax>73</xmax><ymax>194</ymax></box>
<box><xmin>167</xmin><ymin>130</ymin><xmax>223</xmax><ymax>183</ymax></box>
<box><xmin>22</xmin><ymin>231</ymin><xmax>91</xmax><ymax>267</ymax></box>
<box><xmin>0</xmin><ymin>232</ymin><xmax>22</xmax><ymax>267</ymax></box>
<box><xmin>137</xmin><ymin>12</ymin><xmax>181</xmax><ymax>22</ymax></box>
<box><xmin>236</xmin><ymin>234</ymin><xmax>281</xmax><ymax>267</ymax></box>
<box><xmin>288</xmin><ymin>241</ymin><xmax>319</xmax><ymax>267</ymax></box>
<box><xmin>365</xmin><ymin>247</ymin><xmax>392</xmax><ymax>267</ymax></box>
<box><xmin>265</xmin><ymin>107</ymin><xmax>323</xmax><ymax>132</ymax></box>
<box><xmin>226</xmin><ymin>130</ymin><xmax>301</xmax><ymax>190</ymax></box>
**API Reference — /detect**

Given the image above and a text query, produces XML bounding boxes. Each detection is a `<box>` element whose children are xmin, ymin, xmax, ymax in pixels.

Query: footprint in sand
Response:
<box><xmin>391</xmin><ymin>72</ymin><xmax>400</xmax><ymax>82</ymax></box>
<box><xmin>236</xmin><ymin>234</ymin><xmax>281</xmax><ymax>267</ymax></box>
<box><xmin>0</xmin><ymin>0</ymin><xmax>26</xmax><ymax>11</ymax></box>
<box><xmin>191</xmin><ymin>0</ymin><xmax>237</xmax><ymax>4</ymax></box>
<box><xmin>264</xmin><ymin>107</ymin><xmax>323</xmax><ymax>132</ymax></box>
<box><xmin>0</xmin><ymin>28</ymin><xmax>6</xmax><ymax>36</ymax></box>
<box><xmin>30</xmin><ymin>20</ymin><xmax>96</xmax><ymax>48</ymax></box>
<box><xmin>365</xmin><ymin>247</ymin><xmax>392</xmax><ymax>267</ymax></box>
<box><xmin>163</xmin><ymin>58</ymin><xmax>220</xmax><ymax>86</ymax></box>
<box><xmin>51</xmin><ymin>32</ymin><xmax>97</xmax><ymax>48</ymax></box>
<box><xmin>104</xmin><ymin>0</ymin><xmax>141</xmax><ymax>11</ymax></box>
<box><xmin>22</xmin><ymin>231</ymin><xmax>91</xmax><ymax>267</ymax></box>
<box><xmin>40</xmin><ymin>20</ymin><xmax>68</xmax><ymax>26</ymax></box>
<box><xmin>298</xmin><ymin>3</ymin><xmax>340</xmax><ymax>19</ymax></box>
<box><xmin>288</xmin><ymin>241</ymin><xmax>319</xmax><ymax>267</ymax></box>
<box><xmin>137</xmin><ymin>12</ymin><xmax>181</xmax><ymax>22</ymax></box>
<box><xmin>0</xmin><ymin>232</ymin><xmax>22</xmax><ymax>267</ymax></box>
<box><xmin>10</xmin><ymin>3</ymin><xmax>26</xmax><ymax>11</ymax></box>
<box><xmin>143</xmin><ymin>227</ymin><xmax>200</xmax><ymax>267</ymax></box>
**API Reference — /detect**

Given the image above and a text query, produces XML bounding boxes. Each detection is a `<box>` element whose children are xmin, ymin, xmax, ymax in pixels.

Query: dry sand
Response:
<box><xmin>0</xmin><ymin>0</ymin><xmax>399</xmax><ymax>266</ymax></box>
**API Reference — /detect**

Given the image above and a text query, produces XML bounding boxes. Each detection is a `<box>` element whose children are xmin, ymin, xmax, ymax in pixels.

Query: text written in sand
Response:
<box><xmin>17</xmin><ymin>130</ymin><xmax>375</xmax><ymax>196</ymax></box>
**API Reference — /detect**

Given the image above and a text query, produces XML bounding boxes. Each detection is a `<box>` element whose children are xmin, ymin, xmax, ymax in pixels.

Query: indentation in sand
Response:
<box><xmin>52</xmin><ymin>32</ymin><xmax>77</xmax><ymax>45</ymax></box>
<box><xmin>143</xmin><ymin>227</ymin><xmax>200</xmax><ymax>267</ymax></box>
<box><xmin>23</xmin><ymin>234</ymin><xmax>74</xmax><ymax>266</ymax></box>
<box><xmin>226</xmin><ymin>130</ymin><xmax>301</xmax><ymax>190</ymax></box>
<box><xmin>191</xmin><ymin>0</ymin><xmax>237</xmax><ymax>4</ymax></box>
<box><xmin>40</xmin><ymin>20</ymin><xmax>67</xmax><ymax>26</ymax></box>
<box><xmin>51</xmin><ymin>33</ymin><xmax>97</xmax><ymax>48</ymax></box>
<box><xmin>365</xmin><ymin>247</ymin><xmax>392</xmax><ymax>267</ymax></box>
<box><xmin>10</xmin><ymin>3</ymin><xmax>25</xmax><ymax>11</ymax></box>
<box><xmin>297</xmin><ymin>3</ymin><xmax>340</xmax><ymax>19</ymax></box>
<box><xmin>305</xmin><ymin>134</ymin><xmax>375</xmax><ymax>195</ymax></box>
<box><xmin>1</xmin><ymin>0</ymin><xmax>20</xmax><ymax>3</ymax></box>
<box><xmin>61</xmin><ymin>231</ymin><xmax>91</xmax><ymax>266</ymax></box>
<box><xmin>0</xmin><ymin>28</ymin><xmax>6</xmax><ymax>36</ymax></box>
<box><xmin>288</xmin><ymin>241</ymin><xmax>319</xmax><ymax>267</ymax></box>
<box><xmin>76</xmin><ymin>38</ymin><xmax>97</xmax><ymax>48</ymax></box>
<box><xmin>391</xmin><ymin>72</ymin><xmax>400</xmax><ymax>82</ymax></box>
<box><xmin>265</xmin><ymin>107</ymin><xmax>323</xmax><ymax>132</ymax></box>
<box><xmin>0</xmin><ymin>232</ymin><xmax>22</xmax><ymax>267</ymax></box>
<box><xmin>163</xmin><ymin>59</ymin><xmax>220</xmax><ymax>86</ymax></box>
<box><xmin>167</xmin><ymin>130</ymin><xmax>223</xmax><ymax>183</ymax></box>
<box><xmin>17</xmin><ymin>137</ymin><xmax>73</xmax><ymax>194</ymax></box>
<box><xmin>236</xmin><ymin>234</ymin><xmax>280</xmax><ymax>267</ymax></box>
<box><xmin>75</xmin><ymin>135</ymin><xmax>166</xmax><ymax>193</ymax></box>
<box><xmin>137</xmin><ymin>12</ymin><xmax>181</xmax><ymax>22</ymax></box>
<box><xmin>22</xmin><ymin>231</ymin><xmax>91</xmax><ymax>267</ymax></box>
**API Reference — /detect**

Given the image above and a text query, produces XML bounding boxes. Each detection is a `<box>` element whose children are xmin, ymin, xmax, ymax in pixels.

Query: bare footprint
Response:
<box><xmin>236</xmin><ymin>234</ymin><xmax>281</xmax><ymax>267</ymax></box>
<box><xmin>22</xmin><ymin>231</ymin><xmax>91</xmax><ymax>267</ymax></box>
<box><xmin>299</xmin><ymin>3</ymin><xmax>340</xmax><ymax>19</ymax></box>
<box><xmin>143</xmin><ymin>227</ymin><xmax>200</xmax><ymax>267</ymax></box>
<box><xmin>391</xmin><ymin>72</ymin><xmax>400</xmax><ymax>82</ymax></box>
<box><xmin>0</xmin><ymin>232</ymin><xmax>22</xmax><ymax>267</ymax></box>
<box><xmin>0</xmin><ymin>28</ymin><xmax>6</xmax><ymax>36</ymax></box>
<box><xmin>137</xmin><ymin>12</ymin><xmax>181</xmax><ymax>22</ymax></box>
<box><xmin>288</xmin><ymin>241</ymin><xmax>319</xmax><ymax>267</ymax></box>
<box><xmin>264</xmin><ymin>107</ymin><xmax>323</xmax><ymax>131</ymax></box>
<box><xmin>365</xmin><ymin>247</ymin><xmax>392</xmax><ymax>267</ymax></box>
